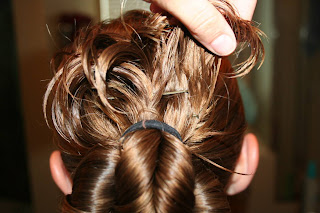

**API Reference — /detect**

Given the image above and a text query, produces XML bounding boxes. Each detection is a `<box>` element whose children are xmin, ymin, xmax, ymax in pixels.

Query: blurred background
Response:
<box><xmin>1</xmin><ymin>0</ymin><xmax>319</xmax><ymax>212</ymax></box>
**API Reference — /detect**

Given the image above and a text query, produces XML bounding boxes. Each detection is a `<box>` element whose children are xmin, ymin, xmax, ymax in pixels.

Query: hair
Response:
<box><xmin>44</xmin><ymin>2</ymin><xmax>264</xmax><ymax>212</ymax></box>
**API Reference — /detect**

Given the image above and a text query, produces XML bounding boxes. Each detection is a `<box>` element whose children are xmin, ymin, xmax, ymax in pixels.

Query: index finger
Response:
<box><xmin>150</xmin><ymin>0</ymin><xmax>237</xmax><ymax>56</ymax></box>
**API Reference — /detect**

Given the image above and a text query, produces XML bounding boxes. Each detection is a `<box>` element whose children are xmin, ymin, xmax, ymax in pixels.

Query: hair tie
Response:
<box><xmin>121</xmin><ymin>120</ymin><xmax>182</xmax><ymax>141</ymax></box>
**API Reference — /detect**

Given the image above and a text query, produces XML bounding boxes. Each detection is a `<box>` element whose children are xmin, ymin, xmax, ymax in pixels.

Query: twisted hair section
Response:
<box><xmin>44</xmin><ymin>2</ymin><xmax>264</xmax><ymax>212</ymax></box>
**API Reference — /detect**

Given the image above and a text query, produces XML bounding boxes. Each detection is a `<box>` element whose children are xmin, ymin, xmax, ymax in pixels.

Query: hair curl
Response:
<box><xmin>44</xmin><ymin>2</ymin><xmax>264</xmax><ymax>212</ymax></box>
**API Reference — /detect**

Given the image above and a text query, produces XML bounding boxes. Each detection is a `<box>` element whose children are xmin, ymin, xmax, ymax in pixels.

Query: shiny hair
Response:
<box><xmin>44</xmin><ymin>3</ymin><xmax>263</xmax><ymax>212</ymax></box>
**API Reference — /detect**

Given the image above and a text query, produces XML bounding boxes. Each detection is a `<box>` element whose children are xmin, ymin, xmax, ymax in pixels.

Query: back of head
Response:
<box><xmin>44</xmin><ymin>4</ymin><xmax>263</xmax><ymax>213</ymax></box>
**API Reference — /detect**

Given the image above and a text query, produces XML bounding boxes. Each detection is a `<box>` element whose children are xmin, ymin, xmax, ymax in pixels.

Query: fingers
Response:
<box><xmin>147</xmin><ymin>0</ymin><xmax>257</xmax><ymax>56</ymax></box>
<box><xmin>149</xmin><ymin>0</ymin><xmax>236</xmax><ymax>56</ymax></box>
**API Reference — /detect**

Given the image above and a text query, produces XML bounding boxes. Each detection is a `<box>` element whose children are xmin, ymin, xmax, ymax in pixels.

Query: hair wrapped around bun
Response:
<box><xmin>44</xmin><ymin>1</ymin><xmax>264</xmax><ymax>212</ymax></box>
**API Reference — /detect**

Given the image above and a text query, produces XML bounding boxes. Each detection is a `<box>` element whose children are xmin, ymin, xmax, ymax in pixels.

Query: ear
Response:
<box><xmin>226</xmin><ymin>133</ymin><xmax>259</xmax><ymax>195</ymax></box>
<box><xmin>50</xmin><ymin>150</ymin><xmax>73</xmax><ymax>195</ymax></box>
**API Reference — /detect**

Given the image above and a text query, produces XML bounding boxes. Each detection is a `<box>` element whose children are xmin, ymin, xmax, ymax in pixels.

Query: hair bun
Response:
<box><xmin>44</xmin><ymin>4</ymin><xmax>264</xmax><ymax>211</ymax></box>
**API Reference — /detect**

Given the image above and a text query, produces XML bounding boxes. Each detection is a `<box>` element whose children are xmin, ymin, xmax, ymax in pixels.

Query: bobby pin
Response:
<box><xmin>107</xmin><ymin>90</ymin><xmax>188</xmax><ymax>100</ymax></box>
<box><xmin>162</xmin><ymin>90</ymin><xmax>188</xmax><ymax>96</ymax></box>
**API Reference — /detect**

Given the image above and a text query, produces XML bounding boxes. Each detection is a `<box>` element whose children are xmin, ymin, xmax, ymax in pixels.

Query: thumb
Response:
<box><xmin>150</xmin><ymin>0</ymin><xmax>237</xmax><ymax>56</ymax></box>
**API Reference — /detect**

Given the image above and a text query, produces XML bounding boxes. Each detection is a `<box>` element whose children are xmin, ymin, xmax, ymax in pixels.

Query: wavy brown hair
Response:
<box><xmin>44</xmin><ymin>2</ymin><xmax>264</xmax><ymax>212</ymax></box>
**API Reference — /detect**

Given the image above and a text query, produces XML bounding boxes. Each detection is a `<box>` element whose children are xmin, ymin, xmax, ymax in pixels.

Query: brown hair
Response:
<box><xmin>44</xmin><ymin>2</ymin><xmax>263</xmax><ymax>212</ymax></box>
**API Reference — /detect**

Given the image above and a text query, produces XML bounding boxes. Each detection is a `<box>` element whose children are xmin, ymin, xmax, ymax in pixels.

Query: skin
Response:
<box><xmin>145</xmin><ymin>0</ymin><xmax>257</xmax><ymax>56</ymax></box>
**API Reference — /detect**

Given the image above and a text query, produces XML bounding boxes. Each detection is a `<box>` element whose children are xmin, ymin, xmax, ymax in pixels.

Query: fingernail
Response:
<box><xmin>210</xmin><ymin>34</ymin><xmax>236</xmax><ymax>56</ymax></box>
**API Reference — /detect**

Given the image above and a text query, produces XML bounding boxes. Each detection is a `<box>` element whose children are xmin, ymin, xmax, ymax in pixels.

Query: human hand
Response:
<box><xmin>144</xmin><ymin>0</ymin><xmax>257</xmax><ymax>56</ymax></box>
